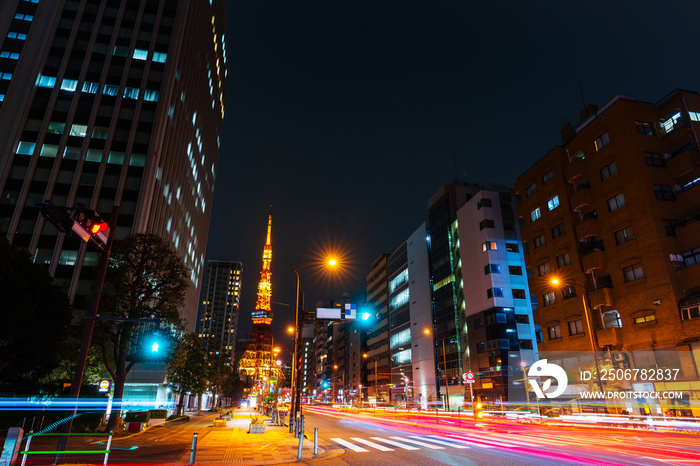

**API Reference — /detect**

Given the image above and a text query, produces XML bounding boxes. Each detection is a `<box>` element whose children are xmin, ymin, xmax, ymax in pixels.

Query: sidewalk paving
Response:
<box><xmin>181</xmin><ymin>410</ymin><xmax>328</xmax><ymax>465</ymax></box>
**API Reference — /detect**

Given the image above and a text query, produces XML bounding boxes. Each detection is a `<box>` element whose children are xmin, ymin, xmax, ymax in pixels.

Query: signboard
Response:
<box><xmin>463</xmin><ymin>371</ymin><xmax>475</xmax><ymax>383</ymax></box>
<box><xmin>98</xmin><ymin>379</ymin><xmax>112</xmax><ymax>393</ymax></box>
<box><xmin>316</xmin><ymin>304</ymin><xmax>357</xmax><ymax>320</ymax></box>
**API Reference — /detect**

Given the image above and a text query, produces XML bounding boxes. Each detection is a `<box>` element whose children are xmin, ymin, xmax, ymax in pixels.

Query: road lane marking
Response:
<box><xmin>369</xmin><ymin>437</ymin><xmax>419</xmax><ymax>450</ymax></box>
<box><xmin>391</xmin><ymin>436</ymin><xmax>444</xmax><ymax>449</ymax></box>
<box><xmin>351</xmin><ymin>437</ymin><xmax>394</xmax><ymax>451</ymax></box>
<box><xmin>331</xmin><ymin>438</ymin><xmax>369</xmax><ymax>452</ymax></box>
<box><xmin>410</xmin><ymin>436</ymin><xmax>469</xmax><ymax>448</ymax></box>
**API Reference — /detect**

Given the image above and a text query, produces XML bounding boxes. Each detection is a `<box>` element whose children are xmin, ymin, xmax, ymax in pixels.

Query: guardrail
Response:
<box><xmin>20</xmin><ymin>431</ymin><xmax>113</xmax><ymax>466</ymax></box>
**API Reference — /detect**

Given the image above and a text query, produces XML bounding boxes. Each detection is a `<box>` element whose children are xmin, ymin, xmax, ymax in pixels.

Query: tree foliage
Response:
<box><xmin>95</xmin><ymin>233</ymin><xmax>189</xmax><ymax>431</ymax></box>
<box><xmin>166</xmin><ymin>334</ymin><xmax>209</xmax><ymax>415</ymax></box>
<box><xmin>0</xmin><ymin>235</ymin><xmax>72</xmax><ymax>394</ymax></box>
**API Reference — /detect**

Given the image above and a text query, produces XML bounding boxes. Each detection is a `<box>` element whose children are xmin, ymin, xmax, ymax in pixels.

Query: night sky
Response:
<box><xmin>206</xmin><ymin>0</ymin><xmax>700</xmax><ymax>348</ymax></box>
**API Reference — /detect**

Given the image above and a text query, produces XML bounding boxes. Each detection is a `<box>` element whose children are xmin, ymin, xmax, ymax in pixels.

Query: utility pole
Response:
<box><xmin>442</xmin><ymin>339</ymin><xmax>450</xmax><ymax>411</ymax></box>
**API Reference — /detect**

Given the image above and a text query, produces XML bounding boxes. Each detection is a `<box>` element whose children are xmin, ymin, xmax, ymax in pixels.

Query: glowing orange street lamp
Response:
<box><xmin>548</xmin><ymin>276</ymin><xmax>597</xmax><ymax>353</ymax></box>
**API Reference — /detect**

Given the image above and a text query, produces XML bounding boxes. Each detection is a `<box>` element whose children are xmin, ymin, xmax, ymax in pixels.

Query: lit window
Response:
<box><xmin>108</xmin><ymin>151</ymin><xmax>125</xmax><ymax>164</ymax></box>
<box><xmin>7</xmin><ymin>32</ymin><xmax>27</xmax><ymax>40</ymax></box>
<box><xmin>530</xmin><ymin>207</ymin><xmax>541</xmax><ymax>222</ymax></box>
<box><xmin>103</xmin><ymin>84</ymin><xmax>119</xmax><ymax>96</ymax></box>
<box><xmin>568</xmin><ymin>319</ymin><xmax>584</xmax><ymax>335</ymax></box>
<box><xmin>389</xmin><ymin>288</ymin><xmax>409</xmax><ymax>310</ymax></box>
<box><xmin>556</xmin><ymin>252</ymin><xmax>571</xmax><ymax>268</ymax></box>
<box><xmin>86</xmin><ymin>149</ymin><xmax>102</xmax><ymax>162</ymax></box>
<box><xmin>132</xmin><ymin>49</ymin><xmax>148</xmax><ymax>60</ymax></box>
<box><xmin>690</xmin><ymin>111</ymin><xmax>700</xmax><ymax>122</ymax></box>
<box><xmin>82</xmin><ymin>81</ymin><xmax>99</xmax><ymax>93</ymax></box>
<box><xmin>543</xmin><ymin>291</ymin><xmax>555</xmax><ymax>306</ymax></box>
<box><xmin>58</xmin><ymin>250</ymin><xmax>78</xmax><ymax>266</ymax></box>
<box><xmin>129</xmin><ymin>153</ymin><xmax>146</xmax><ymax>167</ymax></box>
<box><xmin>482</xmin><ymin>241</ymin><xmax>497</xmax><ymax>252</ymax></box>
<box><xmin>144</xmin><ymin>90</ymin><xmax>159</xmax><ymax>101</ymax></box>
<box><xmin>505</xmin><ymin>243</ymin><xmax>519</xmax><ymax>253</ymax></box>
<box><xmin>63</xmin><ymin>147</ymin><xmax>80</xmax><ymax>159</ymax></box>
<box><xmin>37</xmin><ymin>74</ymin><xmax>58</xmax><ymax>87</ymax></box>
<box><xmin>70</xmin><ymin>124</ymin><xmax>87</xmax><ymax>137</ymax></box>
<box><xmin>635</xmin><ymin>121</ymin><xmax>655</xmax><ymax>136</ymax></box>
<box><xmin>661</xmin><ymin>112</ymin><xmax>683</xmax><ymax>134</ymax></box>
<box><xmin>113</xmin><ymin>46</ymin><xmax>128</xmax><ymax>57</ymax></box>
<box><xmin>634</xmin><ymin>315</ymin><xmax>655</xmax><ymax>324</ymax></box>
<box><xmin>623</xmin><ymin>263</ymin><xmax>644</xmax><ymax>282</ymax></box>
<box><xmin>0</xmin><ymin>51</ymin><xmax>20</xmax><ymax>59</ymax></box>
<box><xmin>14</xmin><ymin>13</ymin><xmax>33</xmax><ymax>21</ymax></box>
<box><xmin>0</xmin><ymin>94</ymin><xmax>4</xmax><ymax>101</ymax></box>
<box><xmin>40</xmin><ymin>144</ymin><xmax>58</xmax><ymax>158</ymax></box>
<box><xmin>16</xmin><ymin>141</ymin><xmax>35</xmax><ymax>155</ymax></box>
<box><xmin>600</xmin><ymin>161</ymin><xmax>617</xmax><ymax>180</ymax></box>
<box><xmin>546</xmin><ymin>195</ymin><xmax>559</xmax><ymax>211</ymax></box>
<box><xmin>681</xmin><ymin>247</ymin><xmax>700</xmax><ymax>268</ymax></box>
<box><xmin>542</xmin><ymin>169</ymin><xmax>554</xmax><ymax>184</ymax></box>
<box><xmin>61</xmin><ymin>79</ymin><xmax>78</xmax><ymax>91</ymax></box>
<box><xmin>594</xmin><ymin>132</ymin><xmax>610</xmax><ymax>151</ymax></box>
<box><xmin>607</xmin><ymin>192</ymin><xmax>626</xmax><ymax>212</ymax></box>
<box><xmin>153</xmin><ymin>52</ymin><xmax>167</xmax><ymax>63</ymax></box>
<box><xmin>123</xmin><ymin>87</ymin><xmax>139</xmax><ymax>99</ymax></box>
<box><xmin>614</xmin><ymin>226</ymin><xmax>635</xmax><ymax>245</ymax></box>
<box><xmin>1</xmin><ymin>72</ymin><xmax>13</xmax><ymax>80</ymax></box>
<box><xmin>548</xmin><ymin>324</ymin><xmax>561</xmax><ymax>339</ymax></box>
<box><xmin>47</xmin><ymin>122</ymin><xmax>65</xmax><ymax>134</ymax></box>
<box><xmin>484</xmin><ymin>263</ymin><xmax>500</xmax><ymax>275</ymax></box>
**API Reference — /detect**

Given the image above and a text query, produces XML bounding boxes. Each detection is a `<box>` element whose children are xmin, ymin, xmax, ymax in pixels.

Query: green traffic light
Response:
<box><xmin>361</xmin><ymin>312</ymin><xmax>371</xmax><ymax>321</ymax></box>
<box><xmin>151</xmin><ymin>342</ymin><xmax>160</xmax><ymax>352</ymax></box>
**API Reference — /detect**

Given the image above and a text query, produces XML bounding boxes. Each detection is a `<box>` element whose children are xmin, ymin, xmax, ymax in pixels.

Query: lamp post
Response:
<box><xmin>423</xmin><ymin>328</ymin><xmax>450</xmax><ymax>411</ymax></box>
<box><xmin>550</xmin><ymin>277</ymin><xmax>604</xmax><ymax>393</ymax></box>
<box><xmin>289</xmin><ymin>259</ymin><xmax>337</xmax><ymax>432</ymax></box>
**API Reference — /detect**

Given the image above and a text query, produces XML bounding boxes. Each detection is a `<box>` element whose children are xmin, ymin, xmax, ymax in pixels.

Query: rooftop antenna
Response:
<box><xmin>453</xmin><ymin>150</ymin><xmax>459</xmax><ymax>181</ymax></box>
<box><xmin>578</xmin><ymin>81</ymin><xmax>587</xmax><ymax>108</ymax></box>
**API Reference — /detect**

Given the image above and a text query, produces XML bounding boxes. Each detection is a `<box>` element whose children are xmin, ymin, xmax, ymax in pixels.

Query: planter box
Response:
<box><xmin>213</xmin><ymin>418</ymin><xmax>227</xmax><ymax>427</ymax></box>
<box><xmin>248</xmin><ymin>423</ymin><xmax>265</xmax><ymax>434</ymax></box>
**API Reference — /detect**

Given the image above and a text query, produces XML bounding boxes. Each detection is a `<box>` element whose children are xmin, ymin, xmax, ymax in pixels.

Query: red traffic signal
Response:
<box><xmin>71</xmin><ymin>205</ymin><xmax>109</xmax><ymax>246</ymax></box>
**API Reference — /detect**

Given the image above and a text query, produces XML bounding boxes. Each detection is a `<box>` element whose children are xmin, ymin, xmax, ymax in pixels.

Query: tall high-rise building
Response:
<box><xmin>238</xmin><ymin>213</ymin><xmax>279</xmax><ymax>386</ymax></box>
<box><xmin>0</xmin><ymin>0</ymin><xmax>228</xmax><ymax>329</ymax></box>
<box><xmin>364</xmin><ymin>254</ymin><xmax>390</xmax><ymax>401</ymax></box>
<box><xmin>197</xmin><ymin>260</ymin><xmax>242</xmax><ymax>359</ymax></box>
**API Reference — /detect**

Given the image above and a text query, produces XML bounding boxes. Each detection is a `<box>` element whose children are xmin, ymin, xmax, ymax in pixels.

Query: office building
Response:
<box><xmin>364</xmin><ymin>254</ymin><xmax>390</xmax><ymax>402</ymax></box>
<box><xmin>0</xmin><ymin>0</ymin><xmax>229</xmax><ymax>329</ymax></box>
<box><xmin>197</xmin><ymin>260</ymin><xmax>242</xmax><ymax>359</ymax></box>
<box><xmin>454</xmin><ymin>185</ymin><xmax>539</xmax><ymax>403</ymax></box>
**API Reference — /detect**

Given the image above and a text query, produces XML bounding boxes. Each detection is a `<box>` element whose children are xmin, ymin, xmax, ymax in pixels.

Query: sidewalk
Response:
<box><xmin>182</xmin><ymin>410</ymin><xmax>328</xmax><ymax>465</ymax></box>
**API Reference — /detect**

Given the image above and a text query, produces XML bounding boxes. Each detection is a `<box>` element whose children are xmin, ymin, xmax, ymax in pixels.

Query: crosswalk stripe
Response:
<box><xmin>452</xmin><ymin>434</ymin><xmax>521</xmax><ymax>448</ymax></box>
<box><xmin>331</xmin><ymin>438</ymin><xmax>369</xmax><ymax>452</ymax></box>
<box><xmin>391</xmin><ymin>436</ymin><xmax>444</xmax><ymax>449</ymax></box>
<box><xmin>351</xmin><ymin>437</ymin><xmax>394</xmax><ymax>451</ymax></box>
<box><xmin>369</xmin><ymin>437</ymin><xmax>420</xmax><ymax>450</ymax></box>
<box><xmin>409</xmin><ymin>436</ymin><xmax>469</xmax><ymax>449</ymax></box>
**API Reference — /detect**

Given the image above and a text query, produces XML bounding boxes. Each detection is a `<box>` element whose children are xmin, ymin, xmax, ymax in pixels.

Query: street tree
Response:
<box><xmin>166</xmin><ymin>333</ymin><xmax>209</xmax><ymax>415</ymax></box>
<box><xmin>206</xmin><ymin>349</ymin><xmax>231</xmax><ymax>408</ymax></box>
<box><xmin>95</xmin><ymin>233</ymin><xmax>188</xmax><ymax>432</ymax></box>
<box><xmin>0</xmin><ymin>234</ymin><xmax>72</xmax><ymax>395</ymax></box>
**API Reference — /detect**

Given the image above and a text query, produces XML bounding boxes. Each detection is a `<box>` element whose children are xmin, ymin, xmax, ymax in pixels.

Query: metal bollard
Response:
<box><xmin>300</xmin><ymin>414</ymin><xmax>305</xmax><ymax>432</ymax></box>
<box><xmin>314</xmin><ymin>427</ymin><xmax>318</xmax><ymax>455</ymax></box>
<box><xmin>294</xmin><ymin>418</ymin><xmax>299</xmax><ymax>438</ymax></box>
<box><xmin>297</xmin><ymin>430</ymin><xmax>304</xmax><ymax>460</ymax></box>
<box><xmin>189</xmin><ymin>432</ymin><xmax>198</xmax><ymax>465</ymax></box>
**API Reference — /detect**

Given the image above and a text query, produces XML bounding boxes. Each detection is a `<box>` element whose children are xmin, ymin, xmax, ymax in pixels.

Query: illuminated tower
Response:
<box><xmin>238</xmin><ymin>211</ymin><xmax>279</xmax><ymax>389</ymax></box>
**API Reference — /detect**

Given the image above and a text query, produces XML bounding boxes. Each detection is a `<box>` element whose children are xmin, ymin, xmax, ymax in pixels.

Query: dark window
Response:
<box><xmin>594</xmin><ymin>132</ymin><xmax>610</xmax><ymax>151</ymax></box>
<box><xmin>562</xmin><ymin>285</ymin><xmax>577</xmax><ymax>300</ymax></box>
<box><xmin>509</xmin><ymin>265</ymin><xmax>522</xmax><ymax>275</ymax></box>
<box><xmin>551</xmin><ymin>223</ymin><xmax>565</xmax><ymax>239</ymax></box>
<box><xmin>505</xmin><ymin>243</ymin><xmax>519</xmax><ymax>253</ymax></box>
<box><xmin>542</xmin><ymin>169</ymin><xmax>554</xmax><ymax>184</ymax></box>
<box><xmin>614</xmin><ymin>226</ymin><xmax>635</xmax><ymax>245</ymax></box>
<box><xmin>635</xmin><ymin>121</ymin><xmax>655</xmax><ymax>136</ymax></box>
<box><xmin>548</xmin><ymin>324</ymin><xmax>561</xmax><ymax>339</ymax></box>
<box><xmin>477</xmin><ymin>198</ymin><xmax>492</xmax><ymax>209</ymax></box>
<box><xmin>663</xmin><ymin>219</ymin><xmax>676</xmax><ymax>236</ymax></box>
<box><xmin>537</xmin><ymin>261</ymin><xmax>551</xmax><ymax>276</ymax></box>
<box><xmin>533</xmin><ymin>234</ymin><xmax>545</xmax><ymax>249</ymax></box>
<box><xmin>512</xmin><ymin>289</ymin><xmax>526</xmax><ymax>299</ymax></box>
<box><xmin>526</xmin><ymin>183</ymin><xmax>536</xmax><ymax>197</ymax></box>
<box><xmin>556</xmin><ymin>252</ymin><xmax>571</xmax><ymax>268</ymax></box>
<box><xmin>644</xmin><ymin>152</ymin><xmax>665</xmax><ymax>167</ymax></box>
<box><xmin>653</xmin><ymin>184</ymin><xmax>676</xmax><ymax>201</ymax></box>
<box><xmin>515</xmin><ymin>314</ymin><xmax>529</xmax><ymax>324</ymax></box>
<box><xmin>519</xmin><ymin>340</ymin><xmax>533</xmax><ymax>350</ymax></box>
<box><xmin>479</xmin><ymin>219</ymin><xmax>495</xmax><ymax>230</ymax></box>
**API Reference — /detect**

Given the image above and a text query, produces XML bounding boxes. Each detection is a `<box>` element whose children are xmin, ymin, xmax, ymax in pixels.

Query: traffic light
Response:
<box><xmin>473</xmin><ymin>396</ymin><xmax>484</xmax><ymax>420</ymax></box>
<box><xmin>70</xmin><ymin>204</ymin><xmax>109</xmax><ymax>246</ymax></box>
<box><xmin>144</xmin><ymin>332</ymin><xmax>168</xmax><ymax>359</ymax></box>
<box><xmin>361</xmin><ymin>312</ymin><xmax>371</xmax><ymax>321</ymax></box>
<box><xmin>322</xmin><ymin>381</ymin><xmax>330</xmax><ymax>389</ymax></box>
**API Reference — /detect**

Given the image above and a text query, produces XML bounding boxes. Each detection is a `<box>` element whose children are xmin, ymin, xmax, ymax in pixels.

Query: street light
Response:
<box><xmin>289</xmin><ymin>258</ymin><xmax>338</xmax><ymax>433</ymax></box>
<box><xmin>423</xmin><ymin>328</ymin><xmax>451</xmax><ymax>410</ymax></box>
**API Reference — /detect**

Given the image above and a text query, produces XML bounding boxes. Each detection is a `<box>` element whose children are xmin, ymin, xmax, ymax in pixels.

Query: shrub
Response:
<box><xmin>72</xmin><ymin>412</ymin><xmax>103</xmax><ymax>432</ymax></box>
<box><xmin>250</xmin><ymin>415</ymin><xmax>265</xmax><ymax>425</ymax></box>
<box><xmin>124</xmin><ymin>411</ymin><xmax>150</xmax><ymax>423</ymax></box>
<box><xmin>167</xmin><ymin>414</ymin><xmax>190</xmax><ymax>422</ymax></box>
<box><xmin>148</xmin><ymin>409</ymin><xmax>168</xmax><ymax>419</ymax></box>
